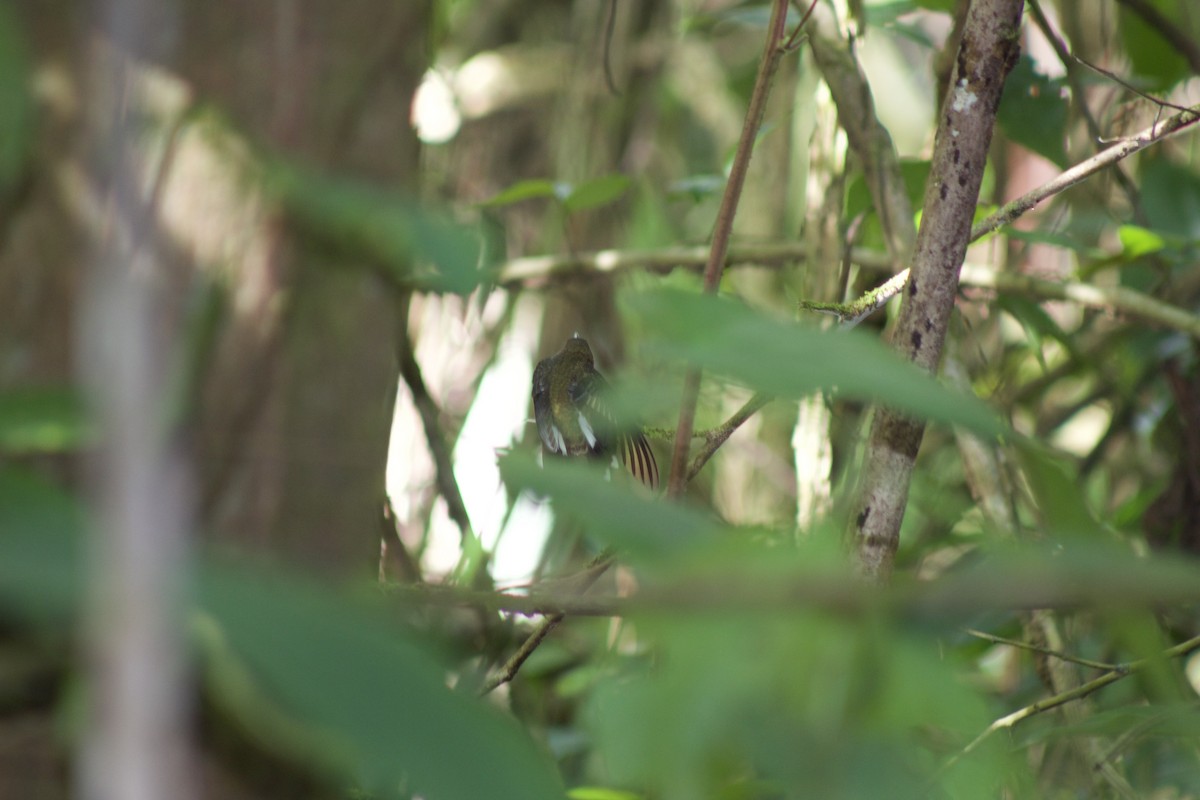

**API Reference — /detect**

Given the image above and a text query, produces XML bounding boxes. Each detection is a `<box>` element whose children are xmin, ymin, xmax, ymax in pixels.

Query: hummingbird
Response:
<box><xmin>532</xmin><ymin>335</ymin><xmax>659</xmax><ymax>490</ymax></box>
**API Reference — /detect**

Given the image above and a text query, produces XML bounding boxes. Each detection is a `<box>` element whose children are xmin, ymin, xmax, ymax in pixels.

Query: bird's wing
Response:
<box><xmin>532</xmin><ymin>361</ymin><xmax>565</xmax><ymax>454</ymax></box>
<box><xmin>568</xmin><ymin>369</ymin><xmax>614</xmax><ymax>453</ymax></box>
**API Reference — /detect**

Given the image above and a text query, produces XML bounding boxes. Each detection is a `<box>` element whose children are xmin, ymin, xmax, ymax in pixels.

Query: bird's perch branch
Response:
<box><xmin>666</xmin><ymin>0</ymin><xmax>799</xmax><ymax>499</ymax></box>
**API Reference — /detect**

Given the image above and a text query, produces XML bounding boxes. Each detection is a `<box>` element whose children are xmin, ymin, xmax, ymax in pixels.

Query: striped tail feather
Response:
<box><xmin>618</xmin><ymin>432</ymin><xmax>659</xmax><ymax>491</ymax></box>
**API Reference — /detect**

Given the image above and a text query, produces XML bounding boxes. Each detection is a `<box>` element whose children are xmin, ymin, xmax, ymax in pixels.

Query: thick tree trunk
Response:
<box><xmin>4</xmin><ymin>1</ymin><xmax>428</xmax><ymax>572</ymax></box>
<box><xmin>0</xmin><ymin>1</ymin><xmax>430</xmax><ymax>795</ymax></box>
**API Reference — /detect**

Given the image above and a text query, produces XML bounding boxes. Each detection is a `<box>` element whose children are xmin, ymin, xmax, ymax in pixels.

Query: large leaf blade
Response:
<box><xmin>628</xmin><ymin>289</ymin><xmax>1004</xmax><ymax>437</ymax></box>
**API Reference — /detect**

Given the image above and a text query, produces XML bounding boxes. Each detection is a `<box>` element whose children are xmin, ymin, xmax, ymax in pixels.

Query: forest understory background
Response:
<box><xmin>3</xmin><ymin>0</ymin><xmax>1200</xmax><ymax>798</ymax></box>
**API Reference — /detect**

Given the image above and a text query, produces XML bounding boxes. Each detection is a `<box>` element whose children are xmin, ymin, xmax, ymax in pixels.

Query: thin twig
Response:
<box><xmin>602</xmin><ymin>0</ymin><xmax>620</xmax><ymax>95</ymax></box>
<box><xmin>964</xmin><ymin>628</ymin><xmax>1117</xmax><ymax>671</ymax></box>
<box><xmin>1114</xmin><ymin>0</ymin><xmax>1200</xmax><ymax>75</ymax></box>
<box><xmin>1074</xmin><ymin>55</ymin><xmax>1195</xmax><ymax>116</ymax></box>
<box><xmin>667</xmin><ymin>0</ymin><xmax>794</xmax><ymax>499</ymax></box>
<box><xmin>496</xmin><ymin>241</ymin><xmax>891</xmax><ymax>286</ymax></box>
<box><xmin>1025</xmin><ymin>0</ymin><xmax>1147</xmax><ymax>222</ymax></box>
<box><xmin>943</xmin><ymin>634</ymin><xmax>1200</xmax><ymax>775</ymax></box>
<box><xmin>479</xmin><ymin>550</ymin><xmax>616</xmax><ymax>695</ymax></box>
<box><xmin>687</xmin><ymin>392</ymin><xmax>772</xmax><ymax>481</ymax></box>
<box><xmin>972</xmin><ymin>102</ymin><xmax>1200</xmax><ymax>240</ymax></box>
<box><xmin>631</xmin><ymin>392</ymin><xmax>776</xmax><ymax>481</ymax></box>
<box><xmin>395</xmin><ymin>297</ymin><xmax>478</xmax><ymax>550</ymax></box>
<box><xmin>799</xmin><ymin>269</ymin><xmax>908</xmax><ymax>327</ymax></box>
<box><xmin>481</xmin><ymin>613</ymin><xmax>565</xmax><ymax>694</ymax></box>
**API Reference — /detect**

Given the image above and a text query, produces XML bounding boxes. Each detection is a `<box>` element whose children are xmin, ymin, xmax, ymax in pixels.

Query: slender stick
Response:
<box><xmin>479</xmin><ymin>552</ymin><xmax>615</xmax><ymax>694</ymax></box>
<box><xmin>80</xmin><ymin>17</ymin><xmax>195</xmax><ymax>800</ymax></box>
<box><xmin>972</xmin><ymin>103</ymin><xmax>1200</xmax><ymax>241</ymax></box>
<box><xmin>964</xmin><ymin>628</ymin><xmax>1117</xmax><ymax>671</ymax></box>
<box><xmin>687</xmin><ymin>392</ymin><xmax>772</xmax><ymax>481</ymax></box>
<box><xmin>395</xmin><ymin>298</ymin><xmax>478</xmax><ymax>550</ymax></box>
<box><xmin>666</xmin><ymin>0</ymin><xmax>792</xmax><ymax>498</ymax></box>
<box><xmin>1114</xmin><ymin>0</ymin><xmax>1200</xmax><ymax>74</ymax></box>
<box><xmin>944</xmin><ymin>634</ymin><xmax>1200</xmax><ymax>774</ymax></box>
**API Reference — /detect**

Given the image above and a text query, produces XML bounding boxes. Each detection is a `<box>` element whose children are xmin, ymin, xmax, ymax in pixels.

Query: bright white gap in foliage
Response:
<box><xmin>448</xmin><ymin>294</ymin><xmax>552</xmax><ymax>584</ymax></box>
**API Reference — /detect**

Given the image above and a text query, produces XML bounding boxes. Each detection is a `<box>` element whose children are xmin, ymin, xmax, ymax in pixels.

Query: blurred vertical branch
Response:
<box><xmin>807</xmin><ymin>2</ymin><xmax>913</xmax><ymax>271</ymax></box>
<box><xmin>78</xmin><ymin>2</ymin><xmax>195</xmax><ymax>798</ymax></box>
<box><xmin>793</xmin><ymin>9</ymin><xmax>850</xmax><ymax>532</ymax></box>
<box><xmin>804</xmin><ymin>1</ymin><xmax>916</xmax><ymax>542</ymax></box>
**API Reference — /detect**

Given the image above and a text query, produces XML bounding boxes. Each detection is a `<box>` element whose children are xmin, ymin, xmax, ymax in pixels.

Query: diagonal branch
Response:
<box><xmin>802</xmin><ymin>101</ymin><xmax>1200</xmax><ymax>324</ymax></box>
<box><xmin>964</xmin><ymin>627</ymin><xmax>1117</xmax><ymax>671</ymax></box>
<box><xmin>687</xmin><ymin>392</ymin><xmax>772</xmax><ymax>482</ymax></box>
<box><xmin>479</xmin><ymin>550</ymin><xmax>615</xmax><ymax>694</ymax></box>
<box><xmin>973</xmin><ymin>102</ymin><xmax>1200</xmax><ymax>241</ymax></box>
<box><xmin>395</xmin><ymin>296</ymin><xmax>478</xmax><ymax>550</ymax></box>
<box><xmin>944</xmin><ymin>633</ymin><xmax>1200</xmax><ymax>774</ymax></box>
<box><xmin>807</xmin><ymin>2</ymin><xmax>915</xmax><ymax>265</ymax></box>
<box><xmin>1026</xmin><ymin>0</ymin><xmax>1147</xmax><ymax>222</ymax></box>
<box><xmin>1114</xmin><ymin>0</ymin><xmax>1200</xmax><ymax>75</ymax></box>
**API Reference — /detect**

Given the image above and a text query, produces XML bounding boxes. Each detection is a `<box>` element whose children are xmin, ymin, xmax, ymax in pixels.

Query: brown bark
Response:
<box><xmin>0</xmin><ymin>1</ymin><xmax>431</xmax><ymax>795</ymax></box>
<box><xmin>850</xmin><ymin>0</ymin><xmax>1024</xmax><ymax>580</ymax></box>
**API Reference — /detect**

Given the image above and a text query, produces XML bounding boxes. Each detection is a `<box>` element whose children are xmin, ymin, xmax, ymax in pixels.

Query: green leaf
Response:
<box><xmin>499</xmin><ymin>452</ymin><xmax>725</xmax><ymax>560</ymax></box>
<box><xmin>0</xmin><ymin>468</ymin><xmax>565</xmax><ymax>800</ymax></box>
<box><xmin>1120</xmin><ymin>1</ymin><xmax>1191</xmax><ymax>91</ymax></box>
<box><xmin>846</xmin><ymin>160</ymin><xmax>929</xmax><ymax>221</ymax></box>
<box><xmin>1004</xmin><ymin>227</ymin><xmax>1105</xmax><ymax>258</ymax></box>
<box><xmin>1014</xmin><ymin>442</ymin><xmax>1104</xmax><ymax>537</ymax></box>
<box><xmin>1139</xmin><ymin>157</ymin><xmax>1200</xmax><ymax>239</ymax></box>
<box><xmin>997</xmin><ymin>56</ymin><xmax>1069</xmax><ymax>168</ymax></box>
<box><xmin>625</xmin><ymin>183</ymin><xmax>677</xmax><ymax>248</ymax></box>
<box><xmin>568</xmin><ymin>787</ymin><xmax>643</xmax><ymax>800</ymax></box>
<box><xmin>910</xmin><ymin>0</ymin><xmax>957</xmax><ymax>11</ymax></box>
<box><xmin>996</xmin><ymin>295</ymin><xmax>1079</xmax><ymax>367</ymax></box>
<box><xmin>584</xmin><ymin>611</ymin><xmax>1010</xmax><ymax>799</ymax></box>
<box><xmin>627</xmin><ymin>289</ymin><xmax>1005</xmax><ymax>437</ymax></box>
<box><xmin>269</xmin><ymin>162</ymin><xmax>485</xmax><ymax>294</ymax></box>
<box><xmin>1118</xmin><ymin>224</ymin><xmax>1168</xmax><ymax>258</ymax></box>
<box><xmin>483</xmin><ymin>178</ymin><xmax>561</xmax><ymax>208</ymax></box>
<box><xmin>200</xmin><ymin>566</ymin><xmax>566</xmax><ymax>799</ymax></box>
<box><xmin>563</xmin><ymin>174</ymin><xmax>632</xmax><ymax>213</ymax></box>
<box><xmin>0</xmin><ymin>468</ymin><xmax>85</xmax><ymax>625</ymax></box>
<box><xmin>0</xmin><ymin>388</ymin><xmax>94</xmax><ymax>454</ymax></box>
<box><xmin>846</xmin><ymin>160</ymin><xmax>929</xmax><ymax>250</ymax></box>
